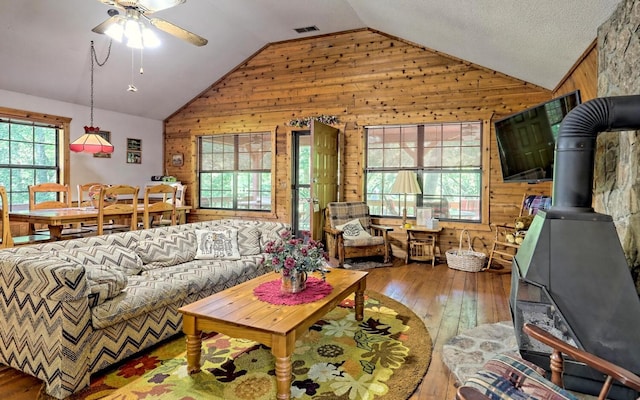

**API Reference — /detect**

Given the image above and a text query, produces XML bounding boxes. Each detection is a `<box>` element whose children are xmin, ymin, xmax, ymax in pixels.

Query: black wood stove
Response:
<box><xmin>511</xmin><ymin>95</ymin><xmax>640</xmax><ymax>400</ymax></box>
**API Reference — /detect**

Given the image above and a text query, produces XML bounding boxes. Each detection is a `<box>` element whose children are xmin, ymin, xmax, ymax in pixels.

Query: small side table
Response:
<box><xmin>405</xmin><ymin>226</ymin><xmax>443</xmax><ymax>266</ymax></box>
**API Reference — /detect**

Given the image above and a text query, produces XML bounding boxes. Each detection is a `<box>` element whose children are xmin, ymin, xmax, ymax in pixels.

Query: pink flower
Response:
<box><xmin>284</xmin><ymin>257</ymin><xmax>296</xmax><ymax>269</ymax></box>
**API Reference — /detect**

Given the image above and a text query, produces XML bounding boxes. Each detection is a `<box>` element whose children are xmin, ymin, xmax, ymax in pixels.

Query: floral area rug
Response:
<box><xmin>41</xmin><ymin>291</ymin><xmax>431</xmax><ymax>400</ymax></box>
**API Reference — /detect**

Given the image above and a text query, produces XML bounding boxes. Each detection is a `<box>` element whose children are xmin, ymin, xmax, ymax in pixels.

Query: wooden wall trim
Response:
<box><xmin>0</xmin><ymin>107</ymin><xmax>72</xmax><ymax>125</ymax></box>
<box><xmin>0</xmin><ymin>106</ymin><xmax>72</xmax><ymax>187</ymax></box>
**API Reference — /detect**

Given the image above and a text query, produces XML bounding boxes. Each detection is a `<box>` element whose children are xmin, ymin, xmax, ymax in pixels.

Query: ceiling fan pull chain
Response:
<box><xmin>139</xmin><ymin>48</ymin><xmax>144</xmax><ymax>75</ymax></box>
<box><xmin>127</xmin><ymin>47</ymin><xmax>138</xmax><ymax>92</ymax></box>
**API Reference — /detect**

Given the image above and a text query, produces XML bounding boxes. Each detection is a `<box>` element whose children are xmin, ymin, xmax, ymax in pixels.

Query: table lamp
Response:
<box><xmin>390</xmin><ymin>171</ymin><xmax>422</xmax><ymax>228</ymax></box>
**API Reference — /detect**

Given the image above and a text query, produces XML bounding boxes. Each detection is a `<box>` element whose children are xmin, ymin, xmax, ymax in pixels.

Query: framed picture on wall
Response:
<box><xmin>127</xmin><ymin>151</ymin><xmax>142</xmax><ymax>164</ymax></box>
<box><xmin>127</xmin><ymin>138</ymin><xmax>142</xmax><ymax>151</ymax></box>
<box><xmin>93</xmin><ymin>130</ymin><xmax>112</xmax><ymax>158</ymax></box>
<box><xmin>171</xmin><ymin>153</ymin><xmax>184</xmax><ymax>167</ymax></box>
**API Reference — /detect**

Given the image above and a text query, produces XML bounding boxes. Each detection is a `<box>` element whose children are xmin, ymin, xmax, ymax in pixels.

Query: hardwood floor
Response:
<box><xmin>365</xmin><ymin>260</ymin><xmax>512</xmax><ymax>400</ymax></box>
<box><xmin>0</xmin><ymin>258</ymin><xmax>512</xmax><ymax>399</ymax></box>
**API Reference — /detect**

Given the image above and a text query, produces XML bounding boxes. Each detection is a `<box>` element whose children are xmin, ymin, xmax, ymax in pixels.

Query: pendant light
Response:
<box><xmin>70</xmin><ymin>41</ymin><xmax>115</xmax><ymax>154</ymax></box>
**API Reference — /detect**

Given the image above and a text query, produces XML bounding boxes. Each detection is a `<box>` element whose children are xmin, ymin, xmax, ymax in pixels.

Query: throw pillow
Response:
<box><xmin>235</xmin><ymin>226</ymin><xmax>261</xmax><ymax>256</ymax></box>
<box><xmin>335</xmin><ymin>218</ymin><xmax>372</xmax><ymax>240</ymax></box>
<box><xmin>195</xmin><ymin>228</ymin><xmax>241</xmax><ymax>260</ymax></box>
<box><xmin>55</xmin><ymin>245</ymin><xmax>143</xmax><ymax>276</ymax></box>
<box><xmin>259</xmin><ymin>224</ymin><xmax>291</xmax><ymax>251</ymax></box>
<box><xmin>135</xmin><ymin>231</ymin><xmax>197</xmax><ymax>270</ymax></box>
<box><xmin>84</xmin><ymin>264</ymin><xmax>128</xmax><ymax>307</ymax></box>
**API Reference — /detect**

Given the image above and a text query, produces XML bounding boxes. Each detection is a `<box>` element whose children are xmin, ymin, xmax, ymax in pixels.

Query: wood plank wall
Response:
<box><xmin>164</xmin><ymin>28</ymin><xmax>597</xmax><ymax>256</ymax></box>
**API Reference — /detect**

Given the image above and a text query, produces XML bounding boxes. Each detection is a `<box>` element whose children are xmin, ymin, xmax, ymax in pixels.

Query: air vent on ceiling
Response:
<box><xmin>294</xmin><ymin>25</ymin><xmax>319</xmax><ymax>34</ymax></box>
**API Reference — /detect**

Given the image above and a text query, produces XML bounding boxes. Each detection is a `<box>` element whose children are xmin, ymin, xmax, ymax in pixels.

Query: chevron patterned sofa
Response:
<box><xmin>0</xmin><ymin>219</ymin><xmax>290</xmax><ymax>399</ymax></box>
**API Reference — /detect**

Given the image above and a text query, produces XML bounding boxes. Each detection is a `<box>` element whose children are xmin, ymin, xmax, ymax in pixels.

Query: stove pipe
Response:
<box><xmin>553</xmin><ymin>95</ymin><xmax>640</xmax><ymax>210</ymax></box>
<box><xmin>512</xmin><ymin>95</ymin><xmax>640</xmax><ymax>399</ymax></box>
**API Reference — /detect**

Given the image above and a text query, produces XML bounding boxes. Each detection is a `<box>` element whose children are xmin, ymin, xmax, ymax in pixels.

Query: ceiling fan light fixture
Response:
<box><xmin>120</xmin><ymin>17</ymin><xmax>160</xmax><ymax>49</ymax></box>
<box><xmin>124</xmin><ymin>18</ymin><xmax>143</xmax><ymax>48</ymax></box>
<box><xmin>92</xmin><ymin>1</ymin><xmax>206</xmax><ymax>47</ymax></box>
<box><xmin>126</xmin><ymin>35</ymin><xmax>143</xmax><ymax>49</ymax></box>
<box><xmin>142</xmin><ymin>26</ymin><xmax>160</xmax><ymax>48</ymax></box>
<box><xmin>104</xmin><ymin>18</ymin><xmax>124</xmax><ymax>42</ymax></box>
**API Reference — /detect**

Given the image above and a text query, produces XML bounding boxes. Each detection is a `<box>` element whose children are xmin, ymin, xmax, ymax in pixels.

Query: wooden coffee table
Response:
<box><xmin>178</xmin><ymin>268</ymin><xmax>367</xmax><ymax>400</ymax></box>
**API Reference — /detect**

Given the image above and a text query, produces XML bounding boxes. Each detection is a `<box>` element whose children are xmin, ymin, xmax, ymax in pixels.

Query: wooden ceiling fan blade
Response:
<box><xmin>92</xmin><ymin>15</ymin><xmax>119</xmax><ymax>34</ymax></box>
<box><xmin>149</xmin><ymin>18</ymin><xmax>208</xmax><ymax>46</ymax></box>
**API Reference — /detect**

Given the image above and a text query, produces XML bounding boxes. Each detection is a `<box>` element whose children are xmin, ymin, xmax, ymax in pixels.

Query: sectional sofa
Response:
<box><xmin>0</xmin><ymin>219</ymin><xmax>290</xmax><ymax>399</ymax></box>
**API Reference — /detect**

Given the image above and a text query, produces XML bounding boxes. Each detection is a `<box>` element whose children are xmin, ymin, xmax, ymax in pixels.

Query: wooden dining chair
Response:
<box><xmin>77</xmin><ymin>182</ymin><xmax>103</xmax><ymax>207</ymax></box>
<box><xmin>0</xmin><ymin>186</ymin><xmax>15</xmax><ymax>248</ymax></box>
<box><xmin>29</xmin><ymin>182</ymin><xmax>72</xmax><ymax>210</ymax></box>
<box><xmin>28</xmin><ymin>182</ymin><xmax>85</xmax><ymax>238</ymax></box>
<box><xmin>142</xmin><ymin>184</ymin><xmax>177</xmax><ymax>229</ymax></box>
<box><xmin>96</xmin><ymin>185</ymin><xmax>139</xmax><ymax>235</ymax></box>
<box><xmin>1</xmin><ymin>185</ymin><xmax>52</xmax><ymax>247</ymax></box>
<box><xmin>155</xmin><ymin>184</ymin><xmax>187</xmax><ymax>226</ymax></box>
<box><xmin>79</xmin><ymin>182</ymin><xmax>130</xmax><ymax>233</ymax></box>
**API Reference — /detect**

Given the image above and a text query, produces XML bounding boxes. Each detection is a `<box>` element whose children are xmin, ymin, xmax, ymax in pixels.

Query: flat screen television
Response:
<box><xmin>494</xmin><ymin>90</ymin><xmax>581</xmax><ymax>183</ymax></box>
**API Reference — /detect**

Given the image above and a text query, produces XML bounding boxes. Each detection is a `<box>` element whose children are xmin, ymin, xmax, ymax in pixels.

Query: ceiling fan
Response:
<box><xmin>92</xmin><ymin>0</ymin><xmax>208</xmax><ymax>47</ymax></box>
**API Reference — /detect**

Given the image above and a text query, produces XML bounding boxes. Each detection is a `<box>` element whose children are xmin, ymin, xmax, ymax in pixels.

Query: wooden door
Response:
<box><xmin>310</xmin><ymin>120</ymin><xmax>339</xmax><ymax>241</ymax></box>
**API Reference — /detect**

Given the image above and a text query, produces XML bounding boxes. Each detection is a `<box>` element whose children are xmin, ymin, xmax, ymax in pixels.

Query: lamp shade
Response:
<box><xmin>390</xmin><ymin>171</ymin><xmax>422</xmax><ymax>194</ymax></box>
<box><xmin>70</xmin><ymin>127</ymin><xmax>114</xmax><ymax>154</ymax></box>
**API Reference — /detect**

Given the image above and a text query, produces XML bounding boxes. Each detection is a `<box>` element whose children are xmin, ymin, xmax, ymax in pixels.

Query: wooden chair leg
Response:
<box><xmin>337</xmin><ymin>236</ymin><xmax>345</xmax><ymax>267</ymax></box>
<box><xmin>549</xmin><ymin>349</ymin><xmax>564</xmax><ymax>387</ymax></box>
<box><xmin>338</xmin><ymin>250</ymin><xmax>345</xmax><ymax>267</ymax></box>
<box><xmin>383</xmin><ymin>235</ymin><xmax>390</xmax><ymax>263</ymax></box>
<box><xmin>486</xmin><ymin>242</ymin><xmax>497</xmax><ymax>269</ymax></box>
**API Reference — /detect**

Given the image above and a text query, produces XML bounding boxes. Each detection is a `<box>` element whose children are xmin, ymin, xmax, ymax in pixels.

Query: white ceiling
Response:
<box><xmin>0</xmin><ymin>0</ymin><xmax>621</xmax><ymax>121</ymax></box>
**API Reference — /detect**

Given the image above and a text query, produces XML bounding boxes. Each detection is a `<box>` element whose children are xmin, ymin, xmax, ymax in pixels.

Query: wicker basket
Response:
<box><xmin>446</xmin><ymin>229</ymin><xmax>487</xmax><ymax>272</ymax></box>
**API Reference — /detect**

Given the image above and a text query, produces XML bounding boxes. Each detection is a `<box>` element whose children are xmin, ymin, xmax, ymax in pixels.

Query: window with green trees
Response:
<box><xmin>0</xmin><ymin>118</ymin><xmax>60</xmax><ymax>211</ymax></box>
<box><xmin>365</xmin><ymin>122</ymin><xmax>482</xmax><ymax>222</ymax></box>
<box><xmin>199</xmin><ymin>132</ymin><xmax>272</xmax><ymax>211</ymax></box>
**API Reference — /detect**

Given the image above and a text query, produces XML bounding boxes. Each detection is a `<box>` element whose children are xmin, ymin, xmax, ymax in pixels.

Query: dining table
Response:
<box><xmin>9</xmin><ymin>205</ymin><xmax>192</xmax><ymax>240</ymax></box>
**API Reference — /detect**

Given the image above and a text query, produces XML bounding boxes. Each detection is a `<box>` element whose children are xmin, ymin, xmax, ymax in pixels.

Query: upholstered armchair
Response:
<box><xmin>324</xmin><ymin>202</ymin><xmax>392</xmax><ymax>267</ymax></box>
<box><xmin>455</xmin><ymin>323</ymin><xmax>640</xmax><ymax>400</ymax></box>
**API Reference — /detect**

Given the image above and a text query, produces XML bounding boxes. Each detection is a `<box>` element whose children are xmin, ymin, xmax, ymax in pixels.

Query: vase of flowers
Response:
<box><xmin>280</xmin><ymin>270</ymin><xmax>307</xmax><ymax>293</ymax></box>
<box><xmin>262</xmin><ymin>230</ymin><xmax>328</xmax><ymax>294</ymax></box>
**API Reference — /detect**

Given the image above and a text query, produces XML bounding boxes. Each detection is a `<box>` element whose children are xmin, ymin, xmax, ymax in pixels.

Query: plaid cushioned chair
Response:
<box><xmin>324</xmin><ymin>202</ymin><xmax>392</xmax><ymax>267</ymax></box>
<box><xmin>456</xmin><ymin>323</ymin><xmax>640</xmax><ymax>400</ymax></box>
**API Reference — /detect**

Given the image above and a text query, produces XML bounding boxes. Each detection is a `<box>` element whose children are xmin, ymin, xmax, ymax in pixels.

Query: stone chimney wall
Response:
<box><xmin>596</xmin><ymin>0</ymin><xmax>640</xmax><ymax>292</ymax></box>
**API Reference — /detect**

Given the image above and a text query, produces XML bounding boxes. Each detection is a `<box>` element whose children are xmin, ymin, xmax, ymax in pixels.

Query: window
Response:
<box><xmin>0</xmin><ymin>117</ymin><xmax>61</xmax><ymax>211</ymax></box>
<box><xmin>199</xmin><ymin>132</ymin><xmax>272</xmax><ymax>211</ymax></box>
<box><xmin>365</xmin><ymin>122</ymin><xmax>483</xmax><ymax>222</ymax></box>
